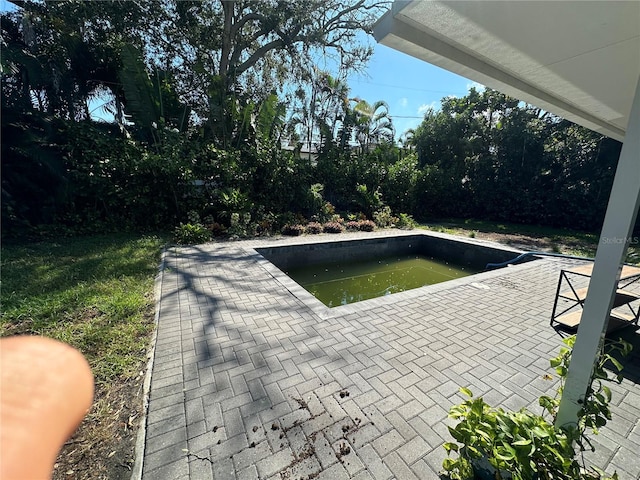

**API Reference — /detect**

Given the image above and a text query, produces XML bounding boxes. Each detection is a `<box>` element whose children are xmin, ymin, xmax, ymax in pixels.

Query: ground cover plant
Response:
<box><xmin>306</xmin><ymin>221</ymin><xmax>323</xmax><ymax>234</ymax></box>
<box><xmin>1</xmin><ymin>234</ymin><xmax>165</xmax><ymax>479</ymax></box>
<box><xmin>323</xmin><ymin>221</ymin><xmax>345</xmax><ymax>233</ymax></box>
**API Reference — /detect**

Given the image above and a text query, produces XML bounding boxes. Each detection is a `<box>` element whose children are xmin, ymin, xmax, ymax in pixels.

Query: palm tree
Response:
<box><xmin>352</xmin><ymin>99</ymin><xmax>395</xmax><ymax>153</ymax></box>
<box><xmin>399</xmin><ymin>128</ymin><xmax>416</xmax><ymax>152</ymax></box>
<box><xmin>313</xmin><ymin>72</ymin><xmax>350</xmax><ymax>151</ymax></box>
<box><xmin>287</xmin><ymin>71</ymin><xmax>351</xmax><ymax>160</ymax></box>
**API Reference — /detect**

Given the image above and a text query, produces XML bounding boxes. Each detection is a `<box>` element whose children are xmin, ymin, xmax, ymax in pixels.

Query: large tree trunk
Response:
<box><xmin>219</xmin><ymin>0</ymin><xmax>234</xmax><ymax>91</ymax></box>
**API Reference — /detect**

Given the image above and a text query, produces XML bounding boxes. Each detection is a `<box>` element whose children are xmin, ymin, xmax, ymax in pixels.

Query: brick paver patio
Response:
<box><xmin>140</xmin><ymin>231</ymin><xmax>640</xmax><ymax>479</ymax></box>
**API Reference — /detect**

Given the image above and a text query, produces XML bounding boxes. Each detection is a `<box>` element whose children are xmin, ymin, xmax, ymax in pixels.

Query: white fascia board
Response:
<box><xmin>373</xmin><ymin>10</ymin><xmax>626</xmax><ymax>141</ymax></box>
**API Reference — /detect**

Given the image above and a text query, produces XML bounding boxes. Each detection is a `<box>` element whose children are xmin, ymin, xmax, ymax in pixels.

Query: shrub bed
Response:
<box><xmin>282</xmin><ymin>224</ymin><xmax>305</xmax><ymax>236</ymax></box>
<box><xmin>322</xmin><ymin>222</ymin><xmax>344</xmax><ymax>233</ymax></box>
<box><xmin>306</xmin><ymin>222</ymin><xmax>323</xmax><ymax>234</ymax></box>
<box><xmin>358</xmin><ymin>220</ymin><xmax>376</xmax><ymax>232</ymax></box>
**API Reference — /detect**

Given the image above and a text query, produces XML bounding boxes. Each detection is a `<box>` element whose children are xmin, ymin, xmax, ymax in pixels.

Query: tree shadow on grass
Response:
<box><xmin>1</xmin><ymin>234</ymin><xmax>163</xmax><ymax>314</ymax></box>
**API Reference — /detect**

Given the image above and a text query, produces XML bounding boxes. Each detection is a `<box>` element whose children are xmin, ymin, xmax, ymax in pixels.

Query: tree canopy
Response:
<box><xmin>1</xmin><ymin>1</ymin><xmax>630</xmax><ymax>239</ymax></box>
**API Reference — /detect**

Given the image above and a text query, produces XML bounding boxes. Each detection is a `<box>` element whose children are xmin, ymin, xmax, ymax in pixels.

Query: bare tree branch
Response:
<box><xmin>235</xmin><ymin>38</ymin><xmax>286</xmax><ymax>76</ymax></box>
<box><xmin>230</xmin><ymin>12</ymin><xmax>264</xmax><ymax>37</ymax></box>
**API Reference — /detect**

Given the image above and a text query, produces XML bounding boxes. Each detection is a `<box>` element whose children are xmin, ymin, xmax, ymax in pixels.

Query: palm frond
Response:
<box><xmin>119</xmin><ymin>44</ymin><xmax>160</xmax><ymax>131</ymax></box>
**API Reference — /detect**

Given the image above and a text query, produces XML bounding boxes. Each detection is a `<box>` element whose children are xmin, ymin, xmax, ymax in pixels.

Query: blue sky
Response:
<box><xmin>346</xmin><ymin>43</ymin><xmax>482</xmax><ymax>139</ymax></box>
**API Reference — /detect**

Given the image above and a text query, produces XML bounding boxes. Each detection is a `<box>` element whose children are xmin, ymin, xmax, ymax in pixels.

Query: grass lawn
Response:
<box><xmin>1</xmin><ymin>233</ymin><xmax>165</xmax><ymax>479</ymax></box>
<box><xmin>420</xmin><ymin>218</ymin><xmax>639</xmax><ymax>263</ymax></box>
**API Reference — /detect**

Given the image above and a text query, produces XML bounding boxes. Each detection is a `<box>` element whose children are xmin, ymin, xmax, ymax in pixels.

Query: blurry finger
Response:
<box><xmin>1</xmin><ymin>336</ymin><xmax>94</xmax><ymax>479</ymax></box>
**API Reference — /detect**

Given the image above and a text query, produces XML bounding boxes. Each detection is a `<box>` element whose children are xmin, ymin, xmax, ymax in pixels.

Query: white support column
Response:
<box><xmin>556</xmin><ymin>76</ymin><xmax>640</xmax><ymax>428</ymax></box>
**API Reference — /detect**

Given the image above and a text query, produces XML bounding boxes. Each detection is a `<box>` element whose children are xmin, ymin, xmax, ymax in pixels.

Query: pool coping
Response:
<box><xmin>242</xmin><ymin>229</ymin><xmax>538</xmax><ymax>319</ymax></box>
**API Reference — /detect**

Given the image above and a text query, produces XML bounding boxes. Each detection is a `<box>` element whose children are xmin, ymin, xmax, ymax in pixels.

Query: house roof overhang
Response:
<box><xmin>373</xmin><ymin>0</ymin><xmax>640</xmax><ymax>141</ymax></box>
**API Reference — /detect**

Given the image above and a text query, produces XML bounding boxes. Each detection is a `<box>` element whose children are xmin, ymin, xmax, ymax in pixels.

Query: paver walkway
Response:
<box><xmin>141</xmin><ymin>231</ymin><xmax>640</xmax><ymax>479</ymax></box>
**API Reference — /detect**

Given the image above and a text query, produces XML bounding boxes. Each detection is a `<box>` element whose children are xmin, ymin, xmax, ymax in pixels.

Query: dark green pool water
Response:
<box><xmin>285</xmin><ymin>254</ymin><xmax>480</xmax><ymax>307</ymax></box>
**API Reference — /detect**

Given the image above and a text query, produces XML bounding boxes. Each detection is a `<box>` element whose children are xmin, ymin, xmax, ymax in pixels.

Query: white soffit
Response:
<box><xmin>373</xmin><ymin>1</ymin><xmax>640</xmax><ymax>141</ymax></box>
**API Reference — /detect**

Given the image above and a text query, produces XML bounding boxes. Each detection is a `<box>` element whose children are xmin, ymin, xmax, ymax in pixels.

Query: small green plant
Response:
<box><xmin>373</xmin><ymin>206</ymin><xmax>396</xmax><ymax>228</ymax></box>
<box><xmin>355</xmin><ymin>183</ymin><xmax>383</xmax><ymax>217</ymax></box>
<box><xmin>396</xmin><ymin>213</ymin><xmax>417</xmax><ymax>229</ymax></box>
<box><xmin>468</xmin><ymin>231</ymin><xmax>476</xmax><ymax>238</ymax></box>
<box><xmin>627</xmin><ymin>246</ymin><xmax>640</xmax><ymax>265</ymax></box>
<box><xmin>307</xmin><ymin>183</ymin><xmax>326</xmax><ymax>217</ymax></box>
<box><xmin>323</xmin><ymin>221</ymin><xmax>344</xmax><ymax>233</ymax></box>
<box><xmin>329</xmin><ymin>214</ymin><xmax>344</xmax><ymax>224</ymax></box>
<box><xmin>443</xmin><ymin>336</ymin><xmax>631</xmax><ymax>480</ymax></box>
<box><xmin>319</xmin><ymin>201</ymin><xmax>336</xmax><ymax>223</ymax></box>
<box><xmin>174</xmin><ymin>222</ymin><xmax>211</xmax><ymax>244</ymax></box>
<box><xmin>282</xmin><ymin>224</ymin><xmax>305</xmax><ymax>236</ymax></box>
<box><xmin>227</xmin><ymin>212</ymin><xmax>255</xmax><ymax>238</ymax></box>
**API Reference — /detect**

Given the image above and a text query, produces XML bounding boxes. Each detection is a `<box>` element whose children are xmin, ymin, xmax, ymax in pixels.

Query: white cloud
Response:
<box><xmin>466</xmin><ymin>81</ymin><xmax>485</xmax><ymax>92</ymax></box>
<box><xmin>417</xmin><ymin>101</ymin><xmax>439</xmax><ymax>115</ymax></box>
<box><xmin>397</xmin><ymin>97</ymin><xmax>408</xmax><ymax>108</ymax></box>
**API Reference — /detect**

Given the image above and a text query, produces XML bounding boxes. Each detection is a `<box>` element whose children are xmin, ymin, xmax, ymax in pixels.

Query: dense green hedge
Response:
<box><xmin>2</xmin><ymin>93</ymin><xmax>634</xmax><ymax>240</ymax></box>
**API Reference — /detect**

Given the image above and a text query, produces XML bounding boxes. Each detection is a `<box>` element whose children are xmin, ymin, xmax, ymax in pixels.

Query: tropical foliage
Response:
<box><xmin>443</xmin><ymin>336</ymin><xmax>632</xmax><ymax>480</ymax></box>
<box><xmin>1</xmin><ymin>1</ymin><xmax>633</xmax><ymax>241</ymax></box>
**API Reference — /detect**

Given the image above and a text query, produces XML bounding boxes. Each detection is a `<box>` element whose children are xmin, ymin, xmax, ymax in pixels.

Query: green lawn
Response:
<box><xmin>420</xmin><ymin>219</ymin><xmax>639</xmax><ymax>264</ymax></box>
<box><xmin>1</xmin><ymin>234</ymin><xmax>165</xmax><ymax>385</ymax></box>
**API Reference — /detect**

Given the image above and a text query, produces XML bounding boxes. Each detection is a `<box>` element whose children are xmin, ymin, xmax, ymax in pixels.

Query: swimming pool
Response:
<box><xmin>255</xmin><ymin>232</ymin><xmax>530</xmax><ymax>309</ymax></box>
<box><xmin>284</xmin><ymin>254</ymin><xmax>479</xmax><ymax>307</ymax></box>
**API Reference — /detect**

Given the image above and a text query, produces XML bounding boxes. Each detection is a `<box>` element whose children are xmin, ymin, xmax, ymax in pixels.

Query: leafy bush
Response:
<box><xmin>219</xmin><ymin>189</ymin><xmax>252</xmax><ymax>221</ymax></box>
<box><xmin>323</xmin><ymin>222</ymin><xmax>344</xmax><ymax>233</ymax></box>
<box><xmin>227</xmin><ymin>212</ymin><xmax>255</xmax><ymax>238</ymax></box>
<box><xmin>255</xmin><ymin>210</ymin><xmax>277</xmax><ymax>236</ymax></box>
<box><xmin>346</xmin><ymin>221</ymin><xmax>361</xmax><ymax>231</ymax></box>
<box><xmin>373</xmin><ymin>206</ymin><xmax>396</xmax><ymax>228</ymax></box>
<box><xmin>443</xmin><ymin>336</ymin><xmax>631</xmax><ymax>480</ymax></box>
<box><xmin>186</xmin><ymin>210</ymin><xmax>201</xmax><ymax>224</ymax></box>
<box><xmin>358</xmin><ymin>220</ymin><xmax>376</xmax><ymax>232</ymax></box>
<box><xmin>384</xmin><ymin>153</ymin><xmax>419</xmax><ymax>214</ymax></box>
<box><xmin>276</xmin><ymin>212</ymin><xmax>298</xmax><ymax>228</ymax></box>
<box><xmin>396</xmin><ymin>213</ymin><xmax>417</xmax><ymax>229</ymax></box>
<box><xmin>306</xmin><ymin>222</ymin><xmax>323</xmax><ymax>234</ymax></box>
<box><xmin>174</xmin><ymin>223</ymin><xmax>211</xmax><ymax>244</ymax></box>
<box><xmin>282</xmin><ymin>224</ymin><xmax>305</xmax><ymax>236</ymax></box>
<box><xmin>319</xmin><ymin>201</ymin><xmax>336</xmax><ymax>222</ymax></box>
<box><xmin>355</xmin><ymin>183</ymin><xmax>383</xmax><ymax>217</ymax></box>
<box><xmin>305</xmin><ymin>183</ymin><xmax>326</xmax><ymax>218</ymax></box>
